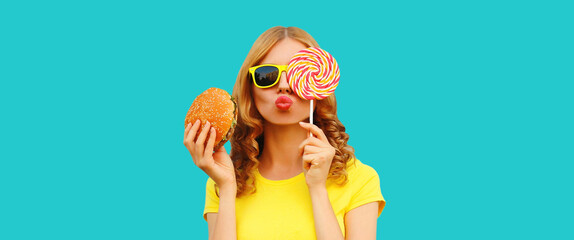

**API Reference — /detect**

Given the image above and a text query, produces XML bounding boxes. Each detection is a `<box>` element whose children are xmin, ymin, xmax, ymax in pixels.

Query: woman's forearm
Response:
<box><xmin>309</xmin><ymin>186</ymin><xmax>345</xmax><ymax>240</ymax></box>
<box><xmin>210</xmin><ymin>186</ymin><xmax>237</xmax><ymax>240</ymax></box>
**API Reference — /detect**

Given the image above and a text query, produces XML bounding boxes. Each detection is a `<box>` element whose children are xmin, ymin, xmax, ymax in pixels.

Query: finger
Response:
<box><xmin>303</xmin><ymin>145</ymin><xmax>322</xmax><ymax>154</ymax></box>
<box><xmin>299</xmin><ymin>122</ymin><xmax>328</xmax><ymax>142</ymax></box>
<box><xmin>215</xmin><ymin>144</ymin><xmax>226</xmax><ymax>153</ymax></box>
<box><xmin>302</xmin><ymin>154</ymin><xmax>318</xmax><ymax>164</ymax></box>
<box><xmin>303</xmin><ymin>136</ymin><xmax>324</xmax><ymax>148</ymax></box>
<box><xmin>195</xmin><ymin>121</ymin><xmax>211</xmax><ymax>150</ymax></box>
<box><xmin>204</xmin><ymin>127</ymin><xmax>216</xmax><ymax>155</ymax></box>
<box><xmin>298</xmin><ymin>138</ymin><xmax>310</xmax><ymax>157</ymax></box>
<box><xmin>299</xmin><ymin>136</ymin><xmax>326</xmax><ymax>156</ymax></box>
<box><xmin>184</xmin><ymin>122</ymin><xmax>192</xmax><ymax>138</ymax></box>
<box><xmin>185</xmin><ymin>120</ymin><xmax>201</xmax><ymax>144</ymax></box>
<box><xmin>302</xmin><ymin>154</ymin><xmax>318</xmax><ymax>170</ymax></box>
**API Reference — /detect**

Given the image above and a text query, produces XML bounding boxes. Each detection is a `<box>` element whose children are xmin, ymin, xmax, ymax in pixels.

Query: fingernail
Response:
<box><xmin>195</xmin><ymin>119</ymin><xmax>200</xmax><ymax>124</ymax></box>
<box><xmin>299</xmin><ymin>122</ymin><xmax>305</xmax><ymax>125</ymax></box>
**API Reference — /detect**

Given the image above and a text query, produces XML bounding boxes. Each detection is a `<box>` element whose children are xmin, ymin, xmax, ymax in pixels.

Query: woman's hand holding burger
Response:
<box><xmin>184</xmin><ymin>120</ymin><xmax>236</xmax><ymax>189</ymax></box>
<box><xmin>183</xmin><ymin>88</ymin><xmax>238</xmax><ymax>190</ymax></box>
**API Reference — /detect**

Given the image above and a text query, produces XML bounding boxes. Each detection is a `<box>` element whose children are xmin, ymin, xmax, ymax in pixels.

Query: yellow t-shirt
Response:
<box><xmin>203</xmin><ymin>159</ymin><xmax>385</xmax><ymax>239</ymax></box>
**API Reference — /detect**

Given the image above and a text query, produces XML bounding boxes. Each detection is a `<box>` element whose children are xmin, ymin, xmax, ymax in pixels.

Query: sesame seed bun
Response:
<box><xmin>184</xmin><ymin>88</ymin><xmax>237</xmax><ymax>150</ymax></box>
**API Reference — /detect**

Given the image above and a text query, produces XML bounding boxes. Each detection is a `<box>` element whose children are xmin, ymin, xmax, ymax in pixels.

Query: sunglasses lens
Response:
<box><xmin>253</xmin><ymin>66</ymin><xmax>279</xmax><ymax>87</ymax></box>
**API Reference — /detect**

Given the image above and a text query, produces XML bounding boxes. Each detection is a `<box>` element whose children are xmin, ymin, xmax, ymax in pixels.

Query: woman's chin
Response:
<box><xmin>263</xmin><ymin>116</ymin><xmax>311</xmax><ymax>126</ymax></box>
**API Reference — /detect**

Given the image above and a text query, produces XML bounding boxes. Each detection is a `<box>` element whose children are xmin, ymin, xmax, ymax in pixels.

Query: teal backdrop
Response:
<box><xmin>1</xmin><ymin>0</ymin><xmax>572</xmax><ymax>239</ymax></box>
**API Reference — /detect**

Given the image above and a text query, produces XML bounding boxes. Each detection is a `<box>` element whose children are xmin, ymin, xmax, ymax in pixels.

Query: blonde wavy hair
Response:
<box><xmin>229</xmin><ymin>26</ymin><xmax>355</xmax><ymax>197</ymax></box>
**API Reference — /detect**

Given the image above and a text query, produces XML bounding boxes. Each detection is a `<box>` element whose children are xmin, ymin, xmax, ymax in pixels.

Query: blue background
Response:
<box><xmin>1</xmin><ymin>0</ymin><xmax>572</xmax><ymax>239</ymax></box>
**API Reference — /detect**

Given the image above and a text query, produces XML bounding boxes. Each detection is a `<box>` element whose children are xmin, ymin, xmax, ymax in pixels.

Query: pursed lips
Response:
<box><xmin>275</xmin><ymin>95</ymin><xmax>293</xmax><ymax>111</ymax></box>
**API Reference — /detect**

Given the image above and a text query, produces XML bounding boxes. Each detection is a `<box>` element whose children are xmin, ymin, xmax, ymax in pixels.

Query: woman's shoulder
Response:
<box><xmin>346</xmin><ymin>158</ymin><xmax>379</xmax><ymax>178</ymax></box>
<box><xmin>327</xmin><ymin>158</ymin><xmax>381</xmax><ymax>191</ymax></box>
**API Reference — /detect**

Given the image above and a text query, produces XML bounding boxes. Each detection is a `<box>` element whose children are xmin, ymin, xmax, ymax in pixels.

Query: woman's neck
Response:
<box><xmin>258</xmin><ymin>121</ymin><xmax>308</xmax><ymax>178</ymax></box>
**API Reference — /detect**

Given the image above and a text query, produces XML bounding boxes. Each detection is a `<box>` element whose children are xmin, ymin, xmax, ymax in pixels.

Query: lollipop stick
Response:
<box><xmin>310</xmin><ymin>100</ymin><xmax>314</xmax><ymax>124</ymax></box>
<box><xmin>309</xmin><ymin>100</ymin><xmax>314</xmax><ymax>137</ymax></box>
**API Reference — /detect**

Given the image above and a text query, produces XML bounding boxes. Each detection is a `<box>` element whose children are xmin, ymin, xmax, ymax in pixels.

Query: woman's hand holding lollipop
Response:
<box><xmin>298</xmin><ymin>122</ymin><xmax>336</xmax><ymax>188</ymax></box>
<box><xmin>289</xmin><ymin>47</ymin><xmax>340</xmax><ymax>187</ymax></box>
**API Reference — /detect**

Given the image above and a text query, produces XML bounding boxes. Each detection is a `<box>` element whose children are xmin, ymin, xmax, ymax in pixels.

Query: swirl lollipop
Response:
<box><xmin>287</xmin><ymin>47</ymin><xmax>340</xmax><ymax>124</ymax></box>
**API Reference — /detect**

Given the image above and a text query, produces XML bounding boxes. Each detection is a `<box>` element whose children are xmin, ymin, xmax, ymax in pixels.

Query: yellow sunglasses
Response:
<box><xmin>249</xmin><ymin>64</ymin><xmax>288</xmax><ymax>88</ymax></box>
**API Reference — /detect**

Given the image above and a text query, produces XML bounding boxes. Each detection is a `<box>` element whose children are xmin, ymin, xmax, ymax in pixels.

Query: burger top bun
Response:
<box><xmin>185</xmin><ymin>87</ymin><xmax>237</xmax><ymax>150</ymax></box>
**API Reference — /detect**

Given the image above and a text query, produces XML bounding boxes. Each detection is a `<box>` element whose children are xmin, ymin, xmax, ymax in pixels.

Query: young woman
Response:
<box><xmin>184</xmin><ymin>26</ymin><xmax>385</xmax><ymax>240</ymax></box>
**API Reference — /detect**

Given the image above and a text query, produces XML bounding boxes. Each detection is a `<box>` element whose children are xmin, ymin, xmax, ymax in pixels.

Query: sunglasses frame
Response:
<box><xmin>249</xmin><ymin>64</ymin><xmax>288</xmax><ymax>89</ymax></box>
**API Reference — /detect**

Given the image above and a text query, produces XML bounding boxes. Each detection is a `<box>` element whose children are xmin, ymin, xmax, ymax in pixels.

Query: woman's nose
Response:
<box><xmin>276</xmin><ymin>72</ymin><xmax>292</xmax><ymax>94</ymax></box>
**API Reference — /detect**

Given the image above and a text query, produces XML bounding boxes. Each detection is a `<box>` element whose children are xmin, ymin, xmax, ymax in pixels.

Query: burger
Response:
<box><xmin>184</xmin><ymin>87</ymin><xmax>237</xmax><ymax>150</ymax></box>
